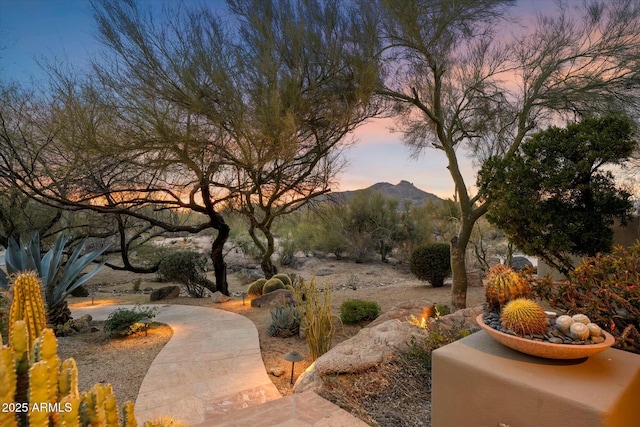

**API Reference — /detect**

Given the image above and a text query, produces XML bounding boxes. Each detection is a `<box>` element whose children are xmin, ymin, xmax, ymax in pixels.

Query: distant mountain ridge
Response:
<box><xmin>328</xmin><ymin>180</ymin><xmax>442</xmax><ymax>209</ymax></box>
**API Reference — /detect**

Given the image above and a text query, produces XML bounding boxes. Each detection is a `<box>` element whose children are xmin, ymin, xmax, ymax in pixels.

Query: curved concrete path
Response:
<box><xmin>71</xmin><ymin>304</ymin><xmax>368</xmax><ymax>427</ymax></box>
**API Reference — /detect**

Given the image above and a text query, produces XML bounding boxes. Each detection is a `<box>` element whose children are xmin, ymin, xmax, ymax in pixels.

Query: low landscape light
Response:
<box><xmin>283</xmin><ymin>351</ymin><xmax>304</xmax><ymax>385</ymax></box>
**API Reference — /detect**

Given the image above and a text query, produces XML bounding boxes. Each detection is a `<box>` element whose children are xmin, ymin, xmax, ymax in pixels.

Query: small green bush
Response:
<box><xmin>263</xmin><ymin>278</ymin><xmax>285</xmax><ymax>294</ymax></box>
<box><xmin>158</xmin><ymin>251</ymin><xmax>215</xmax><ymax>297</ymax></box>
<box><xmin>409</xmin><ymin>243</ymin><xmax>451</xmax><ymax>287</ymax></box>
<box><xmin>340</xmin><ymin>299</ymin><xmax>381</xmax><ymax>324</ymax></box>
<box><xmin>104</xmin><ymin>305</ymin><xmax>158</xmax><ymax>337</ymax></box>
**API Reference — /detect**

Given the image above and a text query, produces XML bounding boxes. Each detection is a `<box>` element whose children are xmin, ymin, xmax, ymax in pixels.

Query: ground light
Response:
<box><xmin>283</xmin><ymin>351</ymin><xmax>304</xmax><ymax>385</ymax></box>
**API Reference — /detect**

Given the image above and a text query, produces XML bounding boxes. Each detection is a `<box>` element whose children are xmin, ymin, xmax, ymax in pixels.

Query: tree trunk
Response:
<box><xmin>450</xmin><ymin>215</ymin><xmax>476</xmax><ymax>311</ymax></box>
<box><xmin>211</xmin><ymin>222</ymin><xmax>230</xmax><ymax>296</ymax></box>
<box><xmin>260</xmin><ymin>230</ymin><xmax>278</xmax><ymax>278</ymax></box>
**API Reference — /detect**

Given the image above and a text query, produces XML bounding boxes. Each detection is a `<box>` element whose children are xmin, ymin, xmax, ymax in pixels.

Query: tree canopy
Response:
<box><xmin>478</xmin><ymin>114</ymin><xmax>637</xmax><ymax>275</ymax></box>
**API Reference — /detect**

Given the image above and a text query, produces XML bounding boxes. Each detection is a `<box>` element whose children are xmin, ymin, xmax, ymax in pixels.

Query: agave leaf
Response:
<box><xmin>27</xmin><ymin>232</ymin><xmax>42</xmax><ymax>274</ymax></box>
<box><xmin>5</xmin><ymin>236</ymin><xmax>28</xmax><ymax>274</ymax></box>
<box><xmin>0</xmin><ymin>268</ymin><xmax>7</xmax><ymax>289</ymax></box>
<box><xmin>52</xmin><ymin>243</ymin><xmax>110</xmax><ymax>305</ymax></box>
<box><xmin>41</xmin><ymin>234</ymin><xmax>69</xmax><ymax>289</ymax></box>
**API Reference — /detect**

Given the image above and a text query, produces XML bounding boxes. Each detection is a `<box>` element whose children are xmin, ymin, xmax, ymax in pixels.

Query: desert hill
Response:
<box><xmin>327</xmin><ymin>180</ymin><xmax>442</xmax><ymax>209</ymax></box>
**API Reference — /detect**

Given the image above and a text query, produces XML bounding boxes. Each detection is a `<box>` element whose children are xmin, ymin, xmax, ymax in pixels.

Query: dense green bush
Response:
<box><xmin>408</xmin><ymin>243</ymin><xmax>451</xmax><ymax>287</ymax></box>
<box><xmin>532</xmin><ymin>242</ymin><xmax>640</xmax><ymax>354</ymax></box>
<box><xmin>104</xmin><ymin>305</ymin><xmax>158</xmax><ymax>337</ymax></box>
<box><xmin>157</xmin><ymin>251</ymin><xmax>215</xmax><ymax>297</ymax></box>
<box><xmin>340</xmin><ymin>299</ymin><xmax>381</xmax><ymax>324</ymax></box>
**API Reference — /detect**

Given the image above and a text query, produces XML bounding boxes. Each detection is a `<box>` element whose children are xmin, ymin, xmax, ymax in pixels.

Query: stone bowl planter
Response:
<box><xmin>476</xmin><ymin>314</ymin><xmax>615</xmax><ymax>359</ymax></box>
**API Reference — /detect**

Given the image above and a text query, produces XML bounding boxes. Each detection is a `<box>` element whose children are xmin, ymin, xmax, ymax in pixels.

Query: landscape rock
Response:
<box><xmin>431</xmin><ymin>305</ymin><xmax>484</xmax><ymax>333</ymax></box>
<box><xmin>294</xmin><ymin>304</ymin><xmax>485</xmax><ymax>394</ymax></box>
<box><xmin>150</xmin><ymin>285</ymin><xmax>180</xmax><ymax>301</ymax></box>
<box><xmin>466</xmin><ymin>269</ymin><xmax>484</xmax><ymax>287</ymax></box>
<box><xmin>294</xmin><ymin>319</ymin><xmax>429</xmax><ymax>393</ymax></box>
<box><xmin>367</xmin><ymin>300</ymin><xmax>434</xmax><ymax>328</ymax></box>
<box><xmin>250</xmin><ymin>289</ymin><xmax>295</xmax><ymax>308</ymax></box>
<box><xmin>269</xmin><ymin>367</ymin><xmax>286</xmax><ymax>377</ymax></box>
<box><xmin>210</xmin><ymin>291</ymin><xmax>231</xmax><ymax>303</ymax></box>
<box><xmin>315</xmin><ymin>268</ymin><xmax>334</xmax><ymax>276</ymax></box>
<box><xmin>241</xmin><ymin>268</ymin><xmax>264</xmax><ymax>281</ymax></box>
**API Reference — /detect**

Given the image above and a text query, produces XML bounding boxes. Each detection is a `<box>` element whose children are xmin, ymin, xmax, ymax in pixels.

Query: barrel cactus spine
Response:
<box><xmin>500</xmin><ymin>298</ymin><xmax>548</xmax><ymax>336</ymax></box>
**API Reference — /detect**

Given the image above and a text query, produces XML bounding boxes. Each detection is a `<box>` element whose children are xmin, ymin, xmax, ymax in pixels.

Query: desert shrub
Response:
<box><xmin>295</xmin><ymin>277</ymin><xmax>335</xmax><ymax>361</ymax></box>
<box><xmin>267</xmin><ymin>304</ymin><xmax>301</xmax><ymax>337</ymax></box>
<box><xmin>532</xmin><ymin>242</ymin><xmax>640</xmax><ymax>354</ymax></box>
<box><xmin>408</xmin><ymin>243</ymin><xmax>451</xmax><ymax>287</ymax></box>
<box><xmin>157</xmin><ymin>251</ymin><xmax>215</xmax><ymax>297</ymax></box>
<box><xmin>104</xmin><ymin>305</ymin><xmax>158</xmax><ymax>337</ymax></box>
<box><xmin>278</xmin><ymin>238</ymin><xmax>296</xmax><ymax>266</ymax></box>
<box><xmin>263</xmin><ymin>277</ymin><xmax>285</xmax><ymax>294</ymax></box>
<box><xmin>340</xmin><ymin>299</ymin><xmax>381</xmax><ymax>324</ymax></box>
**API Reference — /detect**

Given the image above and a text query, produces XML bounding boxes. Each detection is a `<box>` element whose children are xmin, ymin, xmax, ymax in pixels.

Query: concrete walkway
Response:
<box><xmin>71</xmin><ymin>304</ymin><xmax>368</xmax><ymax>426</ymax></box>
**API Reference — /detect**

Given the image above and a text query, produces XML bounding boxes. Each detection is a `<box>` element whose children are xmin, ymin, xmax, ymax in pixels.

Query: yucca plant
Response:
<box><xmin>0</xmin><ymin>232</ymin><xmax>109</xmax><ymax>327</ymax></box>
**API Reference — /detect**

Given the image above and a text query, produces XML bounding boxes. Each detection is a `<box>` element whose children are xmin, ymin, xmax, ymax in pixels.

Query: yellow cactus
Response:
<box><xmin>31</xmin><ymin>328</ymin><xmax>61</xmax><ymax>406</ymax></box>
<box><xmin>9</xmin><ymin>320</ymin><xmax>29</xmax><ymax>374</ymax></box>
<box><xmin>58</xmin><ymin>358</ymin><xmax>79</xmax><ymax>399</ymax></box>
<box><xmin>104</xmin><ymin>394</ymin><xmax>119</xmax><ymax>426</ymax></box>
<box><xmin>0</xmin><ymin>346</ymin><xmax>18</xmax><ymax>427</ymax></box>
<box><xmin>122</xmin><ymin>401</ymin><xmax>138</xmax><ymax>427</ymax></box>
<box><xmin>9</xmin><ymin>272</ymin><xmax>47</xmax><ymax>350</ymax></box>
<box><xmin>28</xmin><ymin>361</ymin><xmax>51</xmax><ymax>427</ymax></box>
<box><xmin>58</xmin><ymin>394</ymin><xmax>80</xmax><ymax>427</ymax></box>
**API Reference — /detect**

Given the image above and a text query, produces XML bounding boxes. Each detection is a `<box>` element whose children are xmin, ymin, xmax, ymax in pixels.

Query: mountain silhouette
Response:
<box><xmin>327</xmin><ymin>180</ymin><xmax>442</xmax><ymax>209</ymax></box>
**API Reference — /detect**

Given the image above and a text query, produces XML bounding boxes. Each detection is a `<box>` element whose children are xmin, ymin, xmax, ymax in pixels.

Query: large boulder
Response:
<box><xmin>293</xmin><ymin>304</ymin><xmax>484</xmax><ymax>394</ymax></box>
<box><xmin>150</xmin><ymin>285</ymin><xmax>180</xmax><ymax>301</ymax></box>
<box><xmin>367</xmin><ymin>300</ymin><xmax>434</xmax><ymax>328</ymax></box>
<box><xmin>294</xmin><ymin>319</ymin><xmax>429</xmax><ymax>393</ymax></box>
<box><xmin>210</xmin><ymin>291</ymin><xmax>231</xmax><ymax>303</ymax></box>
<box><xmin>250</xmin><ymin>289</ymin><xmax>295</xmax><ymax>308</ymax></box>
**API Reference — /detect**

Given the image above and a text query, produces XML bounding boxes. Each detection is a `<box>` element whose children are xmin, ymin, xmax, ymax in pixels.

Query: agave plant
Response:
<box><xmin>0</xmin><ymin>232</ymin><xmax>109</xmax><ymax>326</ymax></box>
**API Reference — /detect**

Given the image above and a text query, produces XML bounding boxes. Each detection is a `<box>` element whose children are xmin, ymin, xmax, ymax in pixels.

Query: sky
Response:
<box><xmin>0</xmin><ymin>0</ymin><xmax>555</xmax><ymax>199</ymax></box>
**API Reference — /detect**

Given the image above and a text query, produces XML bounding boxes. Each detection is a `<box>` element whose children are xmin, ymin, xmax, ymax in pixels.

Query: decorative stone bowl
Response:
<box><xmin>476</xmin><ymin>314</ymin><xmax>615</xmax><ymax>359</ymax></box>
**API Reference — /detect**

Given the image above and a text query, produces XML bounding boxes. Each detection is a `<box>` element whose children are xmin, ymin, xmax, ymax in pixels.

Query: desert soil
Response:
<box><xmin>59</xmin><ymin>251</ymin><xmax>486</xmax><ymax>415</ymax></box>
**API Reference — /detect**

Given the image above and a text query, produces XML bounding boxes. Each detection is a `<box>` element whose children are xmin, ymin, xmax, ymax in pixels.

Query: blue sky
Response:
<box><xmin>0</xmin><ymin>0</ymin><xmax>553</xmax><ymax>198</ymax></box>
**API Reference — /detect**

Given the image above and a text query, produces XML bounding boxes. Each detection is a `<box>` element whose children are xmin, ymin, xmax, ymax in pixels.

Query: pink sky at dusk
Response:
<box><xmin>0</xmin><ymin>0</ymin><xmax>555</xmax><ymax>199</ymax></box>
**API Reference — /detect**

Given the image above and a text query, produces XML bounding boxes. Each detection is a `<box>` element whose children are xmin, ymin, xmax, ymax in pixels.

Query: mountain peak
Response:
<box><xmin>329</xmin><ymin>181</ymin><xmax>442</xmax><ymax>209</ymax></box>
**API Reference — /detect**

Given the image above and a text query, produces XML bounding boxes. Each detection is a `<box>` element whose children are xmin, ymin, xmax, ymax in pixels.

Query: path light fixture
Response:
<box><xmin>241</xmin><ymin>292</ymin><xmax>248</xmax><ymax>306</ymax></box>
<box><xmin>138</xmin><ymin>317</ymin><xmax>152</xmax><ymax>336</ymax></box>
<box><xmin>283</xmin><ymin>351</ymin><xmax>304</xmax><ymax>385</ymax></box>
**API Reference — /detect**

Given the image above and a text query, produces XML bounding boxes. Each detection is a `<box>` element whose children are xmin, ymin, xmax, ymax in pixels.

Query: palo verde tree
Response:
<box><xmin>478</xmin><ymin>114</ymin><xmax>637</xmax><ymax>276</ymax></box>
<box><xmin>216</xmin><ymin>0</ymin><xmax>382</xmax><ymax>277</ymax></box>
<box><xmin>358</xmin><ymin>0</ymin><xmax>640</xmax><ymax>309</ymax></box>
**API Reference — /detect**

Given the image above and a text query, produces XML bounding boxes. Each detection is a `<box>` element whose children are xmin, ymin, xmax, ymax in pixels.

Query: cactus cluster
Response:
<box><xmin>247</xmin><ymin>274</ymin><xmax>293</xmax><ymax>298</ymax></box>
<box><xmin>485</xmin><ymin>265</ymin><xmax>531</xmax><ymax>311</ymax></box>
<box><xmin>500</xmin><ymin>298</ymin><xmax>548</xmax><ymax>336</ymax></box>
<box><xmin>1</xmin><ymin>272</ymin><xmax>184</xmax><ymax>427</ymax></box>
<box><xmin>267</xmin><ymin>305</ymin><xmax>300</xmax><ymax>337</ymax></box>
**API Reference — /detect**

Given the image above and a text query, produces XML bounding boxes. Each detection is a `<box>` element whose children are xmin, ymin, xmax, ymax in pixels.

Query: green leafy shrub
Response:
<box><xmin>532</xmin><ymin>242</ymin><xmax>640</xmax><ymax>354</ymax></box>
<box><xmin>104</xmin><ymin>305</ymin><xmax>158</xmax><ymax>337</ymax></box>
<box><xmin>408</xmin><ymin>243</ymin><xmax>451</xmax><ymax>287</ymax></box>
<box><xmin>340</xmin><ymin>299</ymin><xmax>381</xmax><ymax>324</ymax></box>
<box><xmin>157</xmin><ymin>251</ymin><xmax>215</xmax><ymax>297</ymax></box>
<box><xmin>263</xmin><ymin>277</ymin><xmax>285</xmax><ymax>294</ymax></box>
<box><xmin>267</xmin><ymin>305</ymin><xmax>300</xmax><ymax>337</ymax></box>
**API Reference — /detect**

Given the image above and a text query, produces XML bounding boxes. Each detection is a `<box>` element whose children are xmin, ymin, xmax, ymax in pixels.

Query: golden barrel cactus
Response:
<box><xmin>485</xmin><ymin>265</ymin><xmax>531</xmax><ymax>311</ymax></box>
